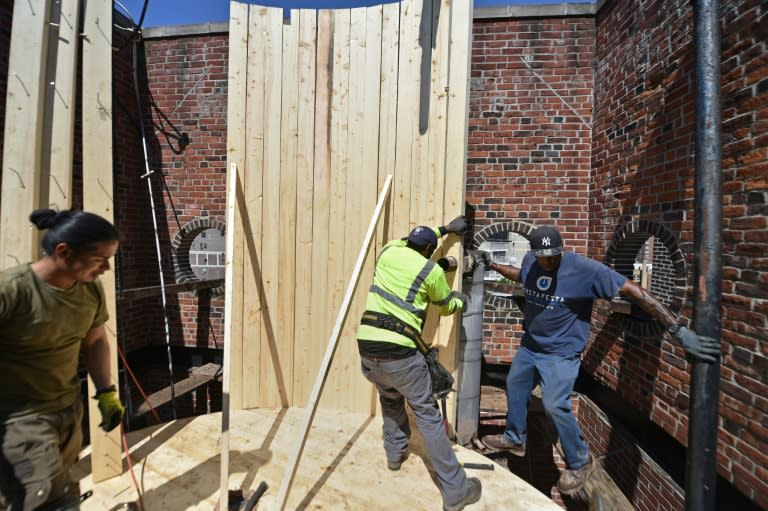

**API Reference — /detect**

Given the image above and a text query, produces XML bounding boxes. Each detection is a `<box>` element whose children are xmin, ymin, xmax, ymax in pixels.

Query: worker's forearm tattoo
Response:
<box><xmin>493</xmin><ymin>264</ymin><xmax>521</xmax><ymax>282</ymax></box>
<box><xmin>630</xmin><ymin>285</ymin><xmax>676</xmax><ymax>326</ymax></box>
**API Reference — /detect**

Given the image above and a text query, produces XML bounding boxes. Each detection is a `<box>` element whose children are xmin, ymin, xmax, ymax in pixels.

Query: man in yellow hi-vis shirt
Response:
<box><xmin>356</xmin><ymin>216</ymin><xmax>482</xmax><ymax>511</ymax></box>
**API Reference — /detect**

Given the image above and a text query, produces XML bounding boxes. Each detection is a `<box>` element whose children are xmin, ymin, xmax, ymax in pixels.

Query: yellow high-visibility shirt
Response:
<box><xmin>356</xmin><ymin>231</ymin><xmax>462</xmax><ymax>349</ymax></box>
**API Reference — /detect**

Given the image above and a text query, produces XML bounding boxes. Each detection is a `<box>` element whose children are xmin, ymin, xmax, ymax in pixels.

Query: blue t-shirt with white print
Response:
<box><xmin>519</xmin><ymin>251</ymin><xmax>628</xmax><ymax>355</ymax></box>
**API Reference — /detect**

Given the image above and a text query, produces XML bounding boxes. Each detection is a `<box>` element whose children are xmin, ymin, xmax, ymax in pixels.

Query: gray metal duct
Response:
<box><xmin>456</xmin><ymin>261</ymin><xmax>486</xmax><ymax>445</ymax></box>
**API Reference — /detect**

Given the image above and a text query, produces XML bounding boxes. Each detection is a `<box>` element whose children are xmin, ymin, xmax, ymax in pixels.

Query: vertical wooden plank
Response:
<box><xmin>377</xmin><ymin>2</ymin><xmax>400</xmax><ymax>245</ymax></box>
<box><xmin>322</xmin><ymin>8</ymin><xmax>351</xmax><ymax>409</ymax></box>
<box><xmin>293</xmin><ymin>9</ymin><xmax>318</xmax><ymax>405</ymax></box>
<box><xmin>440</xmin><ymin>0</ymin><xmax>474</xmax><ymax>423</ymax></box>
<box><xmin>337</xmin><ymin>6</ymin><xmax>365</xmax><ymax>411</ymax></box>
<box><xmin>444</xmin><ymin>0</ymin><xmax>473</xmax><ymax>233</ymax></box>
<box><xmin>219</xmin><ymin>162</ymin><xmax>239</xmax><ymax>511</ymax></box>
<box><xmin>421</xmin><ymin>0</ymin><xmax>452</xmax><ymax>352</ymax></box>
<box><xmin>426</xmin><ymin>0</ymin><xmax>450</xmax><ymax>231</ymax></box>
<box><xmin>279</xmin><ymin>9</ymin><xmax>299</xmax><ymax>405</ymax></box>
<box><xmin>221</xmin><ymin>2</ymin><xmax>249</xmax><ymax>505</ymax></box>
<box><xmin>225</xmin><ymin>0</ymin><xmax>248</xmax><ymax>411</ymax></box>
<box><xmin>241</xmin><ymin>5</ymin><xmax>267</xmax><ymax>409</ymax></box>
<box><xmin>392</xmin><ymin>0</ymin><xmax>423</xmax><ymax>236</ymax></box>
<box><xmin>411</xmin><ymin>0</ymin><xmax>436</xmax><ymax>228</ymax></box>
<box><xmin>336</xmin><ymin>5</ymin><xmax>384</xmax><ymax>412</ymax></box>
<box><xmin>82</xmin><ymin>0</ymin><xmax>120</xmax><ymax>482</ymax></box>
<box><xmin>45</xmin><ymin>0</ymin><xmax>80</xmax><ymax>211</ymax></box>
<box><xmin>258</xmin><ymin>7</ymin><xmax>286</xmax><ymax>408</ymax></box>
<box><xmin>0</xmin><ymin>0</ymin><xmax>50</xmax><ymax>269</ymax></box>
<box><xmin>307</xmin><ymin>10</ymin><xmax>333</xmax><ymax>407</ymax></box>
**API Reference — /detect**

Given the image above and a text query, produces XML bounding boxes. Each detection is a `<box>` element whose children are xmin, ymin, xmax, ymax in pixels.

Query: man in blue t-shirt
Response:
<box><xmin>478</xmin><ymin>226</ymin><xmax>719</xmax><ymax>495</ymax></box>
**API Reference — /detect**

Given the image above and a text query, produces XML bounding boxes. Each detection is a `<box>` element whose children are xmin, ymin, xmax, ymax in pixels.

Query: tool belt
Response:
<box><xmin>360</xmin><ymin>310</ymin><xmax>455</xmax><ymax>400</ymax></box>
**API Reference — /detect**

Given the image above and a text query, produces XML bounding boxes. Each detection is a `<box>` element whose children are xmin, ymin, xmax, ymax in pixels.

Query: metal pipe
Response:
<box><xmin>687</xmin><ymin>1</ymin><xmax>722</xmax><ymax>509</ymax></box>
<box><xmin>456</xmin><ymin>259</ymin><xmax>485</xmax><ymax>445</ymax></box>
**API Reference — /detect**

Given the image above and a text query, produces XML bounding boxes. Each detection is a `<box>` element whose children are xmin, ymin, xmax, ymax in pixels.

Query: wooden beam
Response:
<box><xmin>117</xmin><ymin>279</ymin><xmax>224</xmax><ymax>302</ymax></box>
<box><xmin>136</xmin><ymin>363</ymin><xmax>222</xmax><ymax>415</ymax></box>
<box><xmin>226</xmin><ymin>0</ymin><xmax>249</xmax><ymax>411</ymax></box>
<box><xmin>220</xmin><ymin>162</ymin><xmax>239</xmax><ymax>511</ymax></box>
<box><xmin>44</xmin><ymin>0</ymin><xmax>80</xmax><ymax>211</ymax></box>
<box><xmin>275</xmin><ymin>175</ymin><xmax>392</xmax><ymax>511</ymax></box>
<box><xmin>0</xmin><ymin>0</ymin><xmax>51</xmax><ymax>269</ymax></box>
<box><xmin>82</xmin><ymin>0</ymin><xmax>121</xmax><ymax>483</ymax></box>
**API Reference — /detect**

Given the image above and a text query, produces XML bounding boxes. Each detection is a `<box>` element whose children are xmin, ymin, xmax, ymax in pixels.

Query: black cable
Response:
<box><xmin>132</xmin><ymin>35</ymin><xmax>177</xmax><ymax>420</ymax></box>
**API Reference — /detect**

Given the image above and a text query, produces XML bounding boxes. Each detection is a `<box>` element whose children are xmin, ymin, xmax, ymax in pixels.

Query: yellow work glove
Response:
<box><xmin>93</xmin><ymin>385</ymin><xmax>125</xmax><ymax>432</ymax></box>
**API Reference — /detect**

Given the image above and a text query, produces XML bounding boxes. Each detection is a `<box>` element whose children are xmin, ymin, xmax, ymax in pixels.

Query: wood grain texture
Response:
<box><xmin>75</xmin><ymin>408</ymin><xmax>563</xmax><ymax>511</ymax></box>
<box><xmin>82</xmin><ymin>0</ymin><xmax>120</xmax><ymax>482</ymax></box>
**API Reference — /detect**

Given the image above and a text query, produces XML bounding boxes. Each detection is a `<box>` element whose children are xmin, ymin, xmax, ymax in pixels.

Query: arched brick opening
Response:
<box><xmin>472</xmin><ymin>220</ymin><xmax>535</xmax><ymax>318</ymax></box>
<box><xmin>171</xmin><ymin>217</ymin><xmax>226</xmax><ymax>298</ymax></box>
<box><xmin>604</xmin><ymin>220</ymin><xmax>687</xmax><ymax>339</ymax></box>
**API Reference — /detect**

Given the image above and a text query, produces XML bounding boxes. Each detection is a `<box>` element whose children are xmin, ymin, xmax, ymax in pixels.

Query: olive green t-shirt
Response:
<box><xmin>0</xmin><ymin>264</ymin><xmax>108</xmax><ymax>419</ymax></box>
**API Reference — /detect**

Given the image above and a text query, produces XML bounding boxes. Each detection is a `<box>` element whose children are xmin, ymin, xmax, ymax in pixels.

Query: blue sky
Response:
<box><xmin>117</xmin><ymin>0</ymin><xmax>595</xmax><ymax>28</ymax></box>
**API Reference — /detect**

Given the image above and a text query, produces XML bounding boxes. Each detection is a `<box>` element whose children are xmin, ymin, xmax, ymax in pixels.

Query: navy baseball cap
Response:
<box><xmin>530</xmin><ymin>226</ymin><xmax>563</xmax><ymax>257</ymax></box>
<box><xmin>407</xmin><ymin>226</ymin><xmax>438</xmax><ymax>247</ymax></box>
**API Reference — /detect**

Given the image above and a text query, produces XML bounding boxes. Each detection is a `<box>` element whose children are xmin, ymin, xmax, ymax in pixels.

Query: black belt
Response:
<box><xmin>360</xmin><ymin>311</ymin><xmax>429</xmax><ymax>355</ymax></box>
<box><xmin>362</xmin><ymin>353</ymin><xmax>399</xmax><ymax>361</ymax></box>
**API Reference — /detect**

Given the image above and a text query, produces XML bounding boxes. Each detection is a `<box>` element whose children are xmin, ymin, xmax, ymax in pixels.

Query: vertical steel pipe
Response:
<box><xmin>688</xmin><ymin>1</ymin><xmax>722</xmax><ymax>509</ymax></box>
<box><xmin>456</xmin><ymin>261</ymin><xmax>485</xmax><ymax>445</ymax></box>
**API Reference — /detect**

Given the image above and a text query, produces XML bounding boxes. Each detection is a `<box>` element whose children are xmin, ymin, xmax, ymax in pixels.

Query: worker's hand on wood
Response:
<box><xmin>94</xmin><ymin>385</ymin><xmax>125</xmax><ymax>432</ymax></box>
<box><xmin>445</xmin><ymin>215</ymin><xmax>470</xmax><ymax>235</ymax></box>
<box><xmin>671</xmin><ymin>326</ymin><xmax>720</xmax><ymax>363</ymax></box>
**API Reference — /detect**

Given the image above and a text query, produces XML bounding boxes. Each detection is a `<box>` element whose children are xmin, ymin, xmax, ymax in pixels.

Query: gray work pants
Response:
<box><xmin>360</xmin><ymin>352</ymin><xmax>467</xmax><ymax>507</ymax></box>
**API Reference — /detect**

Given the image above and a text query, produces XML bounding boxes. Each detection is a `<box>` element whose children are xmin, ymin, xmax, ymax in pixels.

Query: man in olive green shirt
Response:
<box><xmin>0</xmin><ymin>209</ymin><xmax>124</xmax><ymax>510</ymax></box>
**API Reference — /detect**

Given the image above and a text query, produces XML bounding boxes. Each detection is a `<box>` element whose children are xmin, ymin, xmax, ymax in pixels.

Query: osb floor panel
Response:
<box><xmin>73</xmin><ymin>407</ymin><xmax>561</xmax><ymax>511</ymax></box>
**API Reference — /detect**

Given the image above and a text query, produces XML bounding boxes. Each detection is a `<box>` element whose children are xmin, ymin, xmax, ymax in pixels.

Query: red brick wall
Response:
<box><xmin>0</xmin><ymin>1</ymin><xmax>765</xmax><ymax>509</ymax></box>
<box><xmin>468</xmin><ymin>1</ymin><xmax>766</xmax><ymax>510</ymax></box>
<box><xmin>134</xmin><ymin>33</ymin><xmax>230</xmax><ymax>349</ymax></box>
<box><xmin>585</xmin><ymin>1</ymin><xmax>768</xmax><ymax>508</ymax></box>
<box><xmin>467</xmin><ymin>15</ymin><xmax>596</xmax><ymax>365</ymax></box>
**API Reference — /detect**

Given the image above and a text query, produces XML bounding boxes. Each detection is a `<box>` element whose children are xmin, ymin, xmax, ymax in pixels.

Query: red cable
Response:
<box><xmin>121</xmin><ymin>424</ymin><xmax>146</xmax><ymax>511</ymax></box>
<box><xmin>117</xmin><ymin>346</ymin><xmax>162</xmax><ymax>423</ymax></box>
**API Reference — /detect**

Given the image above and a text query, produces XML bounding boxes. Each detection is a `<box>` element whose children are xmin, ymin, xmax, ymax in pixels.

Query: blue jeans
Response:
<box><xmin>503</xmin><ymin>345</ymin><xmax>591</xmax><ymax>470</ymax></box>
<box><xmin>360</xmin><ymin>352</ymin><xmax>468</xmax><ymax>507</ymax></box>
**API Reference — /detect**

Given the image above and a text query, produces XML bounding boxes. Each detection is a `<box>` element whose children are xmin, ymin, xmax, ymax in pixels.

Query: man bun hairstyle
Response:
<box><xmin>30</xmin><ymin>208</ymin><xmax>119</xmax><ymax>255</ymax></box>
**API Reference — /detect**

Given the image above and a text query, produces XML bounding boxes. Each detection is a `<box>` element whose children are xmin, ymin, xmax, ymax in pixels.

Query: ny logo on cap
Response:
<box><xmin>541</xmin><ymin>237</ymin><xmax>552</xmax><ymax>247</ymax></box>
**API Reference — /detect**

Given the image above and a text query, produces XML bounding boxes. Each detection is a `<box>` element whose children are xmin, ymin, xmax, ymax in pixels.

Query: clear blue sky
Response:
<box><xmin>117</xmin><ymin>0</ymin><xmax>595</xmax><ymax>28</ymax></box>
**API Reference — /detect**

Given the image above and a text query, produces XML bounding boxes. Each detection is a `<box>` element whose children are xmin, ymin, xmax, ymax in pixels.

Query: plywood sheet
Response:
<box><xmin>74</xmin><ymin>408</ymin><xmax>562</xmax><ymax>511</ymax></box>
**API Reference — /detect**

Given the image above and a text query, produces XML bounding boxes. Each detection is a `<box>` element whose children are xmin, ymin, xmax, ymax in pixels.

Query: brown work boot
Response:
<box><xmin>443</xmin><ymin>477</ymin><xmax>482</xmax><ymax>511</ymax></box>
<box><xmin>480</xmin><ymin>434</ymin><xmax>526</xmax><ymax>456</ymax></box>
<box><xmin>557</xmin><ymin>455</ymin><xmax>594</xmax><ymax>495</ymax></box>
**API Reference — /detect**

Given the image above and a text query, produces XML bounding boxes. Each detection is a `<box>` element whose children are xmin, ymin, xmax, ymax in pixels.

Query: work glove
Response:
<box><xmin>477</xmin><ymin>251</ymin><xmax>492</xmax><ymax>269</ymax></box>
<box><xmin>670</xmin><ymin>326</ymin><xmax>720</xmax><ymax>363</ymax></box>
<box><xmin>444</xmin><ymin>215</ymin><xmax>470</xmax><ymax>235</ymax></box>
<box><xmin>94</xmin><ymin>385</ymin><xmax>125</xmax><ymax>432</ymax></box>
<box><xmin>451</xmin><ymin>290</ymin><xmax>469</xmax><ymax>312</ymax></box>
